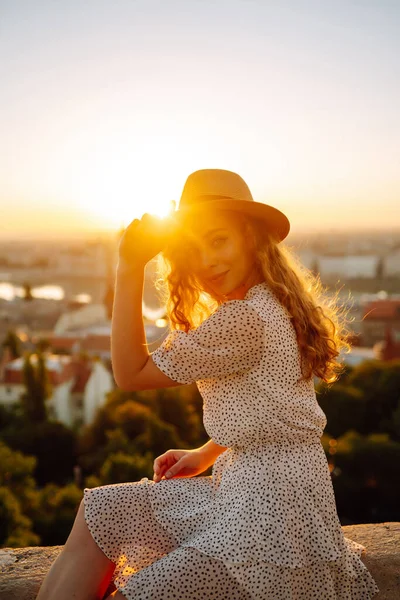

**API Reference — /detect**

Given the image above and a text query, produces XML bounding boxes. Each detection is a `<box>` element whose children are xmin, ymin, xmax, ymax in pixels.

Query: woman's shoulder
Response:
<box><xmin>152</xmin><ymin>286</ymin><xmax>266</xmax><ymax>383</ymax></box>
<box><xmin>208</xmin><ymin>281</ymin><xmax>272</xmax><ymax>318</ymax></box>
<box><xmin>192</xmin><ymin>294</ymin><xmax>265</xmax><ymax>346</ymax></box>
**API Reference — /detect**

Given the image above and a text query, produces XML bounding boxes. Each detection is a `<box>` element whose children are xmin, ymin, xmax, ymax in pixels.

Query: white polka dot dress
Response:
<box><xmin>84</xmin><ymin>282</ymin><xmax>379</xmax><ymax>599</ymax></box>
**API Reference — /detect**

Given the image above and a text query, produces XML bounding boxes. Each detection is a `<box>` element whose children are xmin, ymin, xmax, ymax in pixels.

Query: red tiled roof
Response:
<box><xmin>3</xmin><ymin>370</ymin><xmax>24</xmax><ymax>385</ymax></box>
<box><xmin>47</xmin><ymin>334</ymin><xmax>111</xmax><ymax>354</ymax></box>
<box><xmin>3</xmin><ymin>358</ymin><xmax>74</xmax><ymax>385</ymax></box>
<box><xmin>363</xmin><ymin>300</ymin><xmax>400</xmax><ymax>320</ymax></box>
<box><xmin>2</xmin><ymin>354</ymin><xmax>93</xmax><ymax>391</ymax></box>
<box><xmin>49</xmin><ymin>336</ymin><xmax>81</xmax><ymax>350</ymax></box>
<box><xmin>380</xmin><ymin>327</ymin><xmax>400</xmax><ymax>360</ymax></box>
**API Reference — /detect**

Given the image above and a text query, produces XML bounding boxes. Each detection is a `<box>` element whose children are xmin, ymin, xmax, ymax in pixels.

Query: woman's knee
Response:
<box><xmin>64</xmin><ymin>497</ymin><xmax>92</xmax><ymax>549</ymax></box>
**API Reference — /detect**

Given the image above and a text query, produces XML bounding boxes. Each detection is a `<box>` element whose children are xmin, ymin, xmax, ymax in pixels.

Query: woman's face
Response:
<box><xmin>181</xmin><ymin>210</ymin><xmax>263</xmax><ymax>300</ymax></box>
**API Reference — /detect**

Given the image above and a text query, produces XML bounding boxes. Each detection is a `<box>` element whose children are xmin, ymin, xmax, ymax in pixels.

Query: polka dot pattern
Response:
<box><xmin>83</xmin><ymin>282</ymin><xmax>379</xmax><ymax>599</ymax></box>
<box><xmin>151</xmin><ymin>298</ymin><xmax>265</xmax><ymax>384</ymax></box>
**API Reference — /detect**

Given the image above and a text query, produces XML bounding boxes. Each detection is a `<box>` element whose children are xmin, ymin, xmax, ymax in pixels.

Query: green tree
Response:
<box><xmin>100</xmin><ymin>451</ymin><xmax>153</xmax><ymax>484</ymax></box>
<box><xmin>36</xmin><ymin>338</ymin><xmax>51</xmax><ymax>353</ymax></box>
<box><xmin>316</xmin><ymin>383</ymin><xmax>366</xmax><ymax>437</ymax></box>
<box><xmin>20</xmin><ymin>351</ymin><xmax>52</xmax><ymax>423</ymax></box>
<box><xmin>2</xmin><ymin>329</ymin><xmax>22</xmax><ymax>359</ymax></box>
<box><xmin>77</xmin><ymin>387</ymin><xmax>196</xmax><ymax>476</ymax></box>
<box><xmin>329</xmin><ymin>431</ymin><xmax>400</xmax><ymax>524</ymax></box>
<box><xmin>133</xmin><ymin>416</ymin><xmax>188</xmax><ymax>456</ymax></box>
<box><xmin>150</xmin><ymin>386</ymin><xmax>203</xmax><ymax>446</ymax></box>
<box><xmin>1</xmin><ymin>421</ymin><xmax>76</xmax><ymax>486</ymax></box>
<box><xmin>388</xmin><ymin>399</ymin><xmax>400</xmax><ymax>438</ymax></box>
<box><xmin>0</xmin><ymin>442</ymin><xmax>40</xmax><ymax>547</ymax></box>
<box><xmin>0</xmin><ymin>403</ymin><xmax>21</xmax><ymax>432</ymax></box>
<box><xmin>32</xmin><ymin>483</ymin><xmax>82</xmax><ymax>546</ymax></box>
<box><xmin>317</xmin><ymin>359</ymin><xmax>400</xmax><ymax>439</ymax></box>
<box><xmin>0</xmin><ymin>441</ymin><xmax>39</xmax><ymax>514</ymax></box>
<box><xmin>0</xmin><ymin>487</ymin><xmax>39</xmax><ymax>547</ymax></box>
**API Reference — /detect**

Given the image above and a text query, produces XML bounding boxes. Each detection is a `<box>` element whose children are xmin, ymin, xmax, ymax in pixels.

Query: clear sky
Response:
<box><xmin>1</xmin><ymin>0</ymin><xmax>399</xmax><ymax>239</ymax></box>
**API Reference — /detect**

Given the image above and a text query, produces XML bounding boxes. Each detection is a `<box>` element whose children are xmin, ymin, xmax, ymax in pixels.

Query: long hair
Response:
<box><xmin>155</xmin><ymin>209</ymin><xmax>353</xmax><ymax>384</ymax></box>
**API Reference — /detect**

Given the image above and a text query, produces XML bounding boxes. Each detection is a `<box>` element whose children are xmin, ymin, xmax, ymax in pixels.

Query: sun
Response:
<box><xmin>147</xmin><ymin>200</ymin><xmax>175</xmax><ymax>219</ymax></box>
<box><xmin>63</xmin><ymin>137</ymin><xmax>194</xmax><ymax>231</ymax></box>
<box><xmin>76</xmin><ymin>186</ymin><xmax>177</xmax><ymax>231</ymax></box>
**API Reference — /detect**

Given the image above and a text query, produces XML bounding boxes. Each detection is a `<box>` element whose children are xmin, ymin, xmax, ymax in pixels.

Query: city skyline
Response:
<box><xmin>1</xmin><ymin>1</ymin><xmax>399</xmax><ymax>238</ymax></box>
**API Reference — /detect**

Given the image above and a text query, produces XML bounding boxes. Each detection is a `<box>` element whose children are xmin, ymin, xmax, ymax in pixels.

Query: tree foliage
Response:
<box><xmin>1</xmin><ymin>421</ymin><xmax>76</xmax><ymax>486</ymax></box>
<box><xmin>2</xmin><ymin>329</ymin><xmax>22</xmax><ymax>359</ymax></box>
<box><xmin>1</xmin><ymin>356</ymin><xmax>399</xmax><ymax>546</ymax></box>
<box><xmin>327</xmin><ymin>430</ymin><xmax>400</xmax><ymax>524</ymax></box>
<box><xmin>76</xmin><ymin>386</ymin><xmax>205</xmax><ymax>477</ymax></box>
<box><xmin>100</xmin><ymin>451</ymin><xmax>153</xmax><ymax>484</ymax></box>
<box><xmin>0</xmin><ymin>442</ymin><xmax>39</xmax><ymax>548</ymax></box>
<box><xmin>31</xmin><ymin>483</ymin><xmax>83</xmax><ymax>546</ymax></box>
<box><xmin>316</xmin><ymin>359</ymin><xmax>400</xmax><ymax>440</ymax></box>
<box><xmin>20</xmin><ymin>351</ymin><xmax>52</xmax><ymax>423</ymax></box>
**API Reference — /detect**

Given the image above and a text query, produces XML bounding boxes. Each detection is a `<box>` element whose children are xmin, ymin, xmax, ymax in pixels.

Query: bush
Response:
<box><xmin>0</xmin><ymin>486</ymin><xmax>40</xmax><ymax>547</ymax></box>
<box><xmin>0</xmin><ymin>442</ymin><xmax>40</xmax><ymax>547</ymax></box>
<box><xmin>316</xmin><ymin>384</ymin><xmax>366</xmax><ymax>437</ymax></box>
<box><xmin>32</xmin><ymin>483</ymin><xmax>83</xmax><ymax>546</ymax></box>
<box><xmin>317</xmin><ymin>359</ymin><xmax>400</xmax><ymax>440</ymax></box>
<box><xmin>1</xmin><ymin>421</ymin><xmax>76</xmax><ymax>486</ymax></box>
<box><xmin>77</xmin><ymin>391</ymin><xmax>192</xmax><ymax>477</ymax></box>
<box><xmin>99</xmin><ymin>451</ymin><xmax>153</xmax><ymax>485</ymax></box>
<box><xmin>329</xmin><ymin>431</ymin><xmax>400</xmax><ymax>523</ymax></box>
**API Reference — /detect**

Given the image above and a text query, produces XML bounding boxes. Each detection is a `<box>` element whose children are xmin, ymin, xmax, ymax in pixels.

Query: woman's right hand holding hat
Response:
<box><xmin>118</xmin><ymin>201</ymin><xmax>177</xmax><ymax>273</ymax></box>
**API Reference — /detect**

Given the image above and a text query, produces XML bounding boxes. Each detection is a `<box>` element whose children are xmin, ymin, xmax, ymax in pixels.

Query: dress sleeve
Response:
<box><xmin>151</xmin><ymin>300</ymin><xmax>265</xmax><ymax>384</ymax></box>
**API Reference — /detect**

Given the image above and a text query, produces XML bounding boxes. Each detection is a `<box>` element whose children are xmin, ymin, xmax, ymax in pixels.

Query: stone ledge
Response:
<box><xmin>0</xmin><ymin>523</ymin><xmax>399</xmax><ymax>600</ymax></box>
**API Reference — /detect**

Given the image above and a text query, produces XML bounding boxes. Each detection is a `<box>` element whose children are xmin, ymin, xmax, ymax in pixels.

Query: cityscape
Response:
<box><xmin>1</xmin><ymin>0</ymin><xmax>399</xmax><ymax>596</ymax></box>
<box><xmin>1</xmin><ymin>226</ymin><xmax>399</xmax><ymax>430</ymax></box>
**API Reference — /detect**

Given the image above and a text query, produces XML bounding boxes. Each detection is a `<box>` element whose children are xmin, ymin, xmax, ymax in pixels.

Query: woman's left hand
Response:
<box><xmin>118</xmin><ymin>202</ymin><xmax>177</xmax><ymax>272</ymax></box>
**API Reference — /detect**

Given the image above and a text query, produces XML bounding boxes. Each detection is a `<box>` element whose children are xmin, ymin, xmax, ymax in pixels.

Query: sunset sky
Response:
<box><xmin>1</xmin><ymin>0</ymin><xmax>399</xmax><ymax>239</ymax></box>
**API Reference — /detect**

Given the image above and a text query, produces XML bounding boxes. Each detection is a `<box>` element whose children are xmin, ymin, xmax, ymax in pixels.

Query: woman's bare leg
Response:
<box><xmin>36</xmin><ymin>498</ymin><xmax>116</xmax><ymax>600</ymax></box>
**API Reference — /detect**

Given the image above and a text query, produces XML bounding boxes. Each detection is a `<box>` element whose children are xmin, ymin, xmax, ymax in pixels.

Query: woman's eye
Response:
<box><xmin>211</xmin><ymin>237</ymin><xmax>226</xmax><ymax>247</ymax></box>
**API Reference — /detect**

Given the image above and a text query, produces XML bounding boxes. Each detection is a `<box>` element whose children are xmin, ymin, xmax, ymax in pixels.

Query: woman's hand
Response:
<box><xmin>118</xmin><ymin>202</ymin><xmax>177</xmax><ymax>273</ymax></box>
<box><xmin>153</xmin><ymin>448</ymin><xmax>212</xmax><ymax>483</ymax></box>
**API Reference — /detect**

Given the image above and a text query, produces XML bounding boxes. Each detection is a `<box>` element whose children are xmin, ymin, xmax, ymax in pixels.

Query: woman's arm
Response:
<box><xmin>111</xmin><ymin>262</ymin><xmax>181</xmax><ymax>391</ymax></box>
<box><xmin>197</xmin><ymin>439</ymin><xmax>228</xmax><ymax>469</ymax></box>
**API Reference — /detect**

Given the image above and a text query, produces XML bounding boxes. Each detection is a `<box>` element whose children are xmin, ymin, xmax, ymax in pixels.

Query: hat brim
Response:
<box><xmin>175</xmin><ymin>198</ymin><xmax>290</xmax><ymax>243</ymax></box>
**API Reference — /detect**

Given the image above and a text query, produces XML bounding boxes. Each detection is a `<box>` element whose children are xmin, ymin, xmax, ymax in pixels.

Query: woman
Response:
<box><xmin>36</xmin><ymin>169</ymin><xmax>379</xmax><ymax>599</ymax></box>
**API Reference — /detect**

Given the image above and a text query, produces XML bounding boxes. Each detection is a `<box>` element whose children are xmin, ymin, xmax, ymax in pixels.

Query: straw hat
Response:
<box><xmin>175</xmin><ymin>169</ymin><xmax>290</xmax><ymax>243</ymax></box>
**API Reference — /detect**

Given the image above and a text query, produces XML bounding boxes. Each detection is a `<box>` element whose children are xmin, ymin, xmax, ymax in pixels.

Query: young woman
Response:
<box><xmin>36</xmin><ymin>169</ymin><xmax>379</xmax><ymax>599</ymax></box>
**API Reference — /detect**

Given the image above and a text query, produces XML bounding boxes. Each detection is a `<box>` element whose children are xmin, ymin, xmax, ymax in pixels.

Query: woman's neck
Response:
<box><xmin>225</xmin><ymin>271</ymin><xmax>264</xmax><ymax>301</ymax></box>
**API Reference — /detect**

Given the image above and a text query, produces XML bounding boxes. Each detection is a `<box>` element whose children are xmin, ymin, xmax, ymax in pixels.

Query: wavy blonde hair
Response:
<box><xmin>155</xmin><ymin>209</ymin><xmax>353</xmax><ymax>384</ymax></box>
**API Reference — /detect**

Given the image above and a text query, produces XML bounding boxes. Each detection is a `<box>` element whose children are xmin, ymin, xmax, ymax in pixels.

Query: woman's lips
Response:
<box><xmin>210</xmin><ymin>270</ymin><xmax>229</xmax><ymax>283</ymax></box>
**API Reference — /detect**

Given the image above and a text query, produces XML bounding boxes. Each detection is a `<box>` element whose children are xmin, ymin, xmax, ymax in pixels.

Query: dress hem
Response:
<box><xmin>83</xmin><ymin>482</ymin><xmax>379</xmax><ymax>600</ymax></box>
<box><xmin>83</xmin><ymin>488</ymin><xmax>163</xmax><ymax>600</ymax></box>
<box><xmin>143</xmin><ymin>475</ymin><xmax>356</xmax><ymax>570</ymax></box>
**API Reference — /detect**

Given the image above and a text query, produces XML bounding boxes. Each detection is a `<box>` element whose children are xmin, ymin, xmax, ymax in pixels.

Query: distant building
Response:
<box><xmin>361</xmin><ymin>299</ymin><xmax>400</xmax><ymax>346</ymax></box>
<box><xmin>54</xmin><ymin>304</ymin><xmax>109</xmax><ymax>335</ymax></box>
<box><xmin>48</xmin><ymin>243</ymin><xmax>108</xmax><ymax>278</ymax></box>
<box><xmin>295</xmin><ymin>248</ymin><xmax>318</xmax><ymax>271</ymax></box>
<box><xmin>374</xmin><ymin>326</ymin><xmax>400</xmax><ymax>361</ymax></box>
<box><xmin>338</xmin><ymin>331</ymin><xmax>400</xmax><ymax>366</ymax></box>
<box><xmin>383</xmin><ymin>248</ymin><xmax>400</xmax><ymax>278</ymax></box>
<box><xmin>48</xmin><ymin>320</ymin><xmax>167</xmax><ymax>360</ymax></box>
<box><xmin>48</xmin><ymin>295</ymin><xmax>168</xmax><ymax>360</ymax></box>
<box><xmin>0</xmin><ymin>352</ymin><xmax>114</xmax><ymax>428</ymax></box>
<box><xmin>318</xmin><ymin>255</ymin><xmax>380</xmax><ymax>280</ymax></box>
<box><xmin>339</xmin><ymin>346</ymin><xmax>376</xmax><ymax>367</ymax></box>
